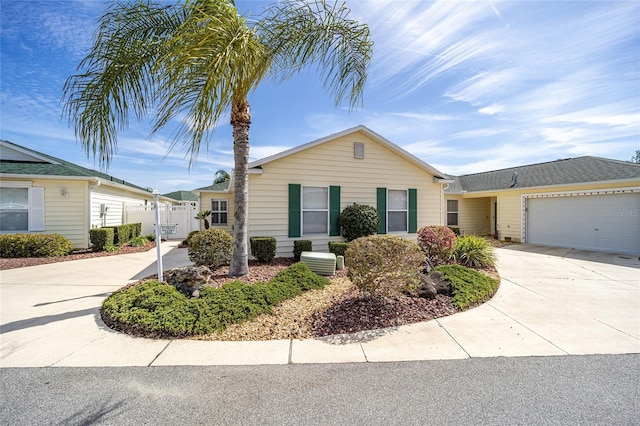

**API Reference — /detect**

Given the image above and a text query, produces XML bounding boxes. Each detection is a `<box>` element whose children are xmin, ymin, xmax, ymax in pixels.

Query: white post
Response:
<box><xmin>153</xmin><ymin>190</ymin><xmax>163</xmax><ymax>281</ymax></box>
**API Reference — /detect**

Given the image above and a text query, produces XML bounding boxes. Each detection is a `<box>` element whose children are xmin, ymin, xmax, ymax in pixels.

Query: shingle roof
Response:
<box><xmin>0</xmin><ymin>140</ymin><xmax>153</xmax><ymax>193</ymax></box>
<box><xmin>193</xmin><ymin>180</ymin><xmax>230</xmax><ymax>191</ymax></box>
<box><xmin>446</xmin><ymin>156</ymin><xmax>640</xmax><ymax>193</ymax></box>
<box><xmin>162</xmin><ymin>190</ymin><xmax>198</xmax><ymax>201</ymax></box>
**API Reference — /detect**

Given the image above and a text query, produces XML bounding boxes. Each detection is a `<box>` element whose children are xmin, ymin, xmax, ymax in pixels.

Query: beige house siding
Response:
<box><xmin>446</xmin><ymin>195</ymin><xmax>493</xmax><ymax>235</ymax></box>
<box><xmin>248</xmin><ymin>131</ymin><xmax>444</xmax><ymax>258</ymax></box>
<box><xmin>198</xmin><ymin>192</ymin><xmax>234</xmax><ymax>234</ymax></box>
<box><xmin>453</xmin><ymin>180</ymin><xmax>640</xmax><ymax>243</ymax></box>
<box><xmin>1</xmin><ymin>178</ymin><xmax>89</xmax><ymax>248</ymax></box>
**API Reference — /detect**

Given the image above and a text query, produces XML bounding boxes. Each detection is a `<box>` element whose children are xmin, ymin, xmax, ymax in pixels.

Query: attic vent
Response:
<box><xmin>354</xmin><ymin>142</ymin><xmax>364</xmax><ymax>159</ymax></box>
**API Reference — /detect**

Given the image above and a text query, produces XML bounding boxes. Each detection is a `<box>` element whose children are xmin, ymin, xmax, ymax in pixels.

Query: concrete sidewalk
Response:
<box><xmin>1</xmin><ymin>243</ymin><xmax>638</xmax><ymax>367</ymax></box>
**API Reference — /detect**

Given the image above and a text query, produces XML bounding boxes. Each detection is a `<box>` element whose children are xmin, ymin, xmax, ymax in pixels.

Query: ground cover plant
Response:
<box><xmin>434</xmin><ymin>264</ymin><xmax>500</xmax><ymax>309</ymax></box>
<box><xmin>101</xmin><ymin>262</ymin><xmax>329</xmax><ymax>338</ymax></box>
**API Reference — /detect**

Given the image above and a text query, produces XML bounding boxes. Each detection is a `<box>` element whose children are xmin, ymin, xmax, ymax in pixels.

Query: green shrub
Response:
<box><xmin>416</xmin><ymin>225</ymin><xmax>457</xmax><ymax>266</ymax></box>
<box><xmin>0</xmin><ymin>233</ymin><xmax>74</xmax><ymax>258</ymax></box>
<box><xmin>328</xmin><ymin>241</ymin><xmax>349</xmax><ymax>257</ymax></box>
<box><xmin>345</xmin><ymin>235</ymin><xmax>424</xmax><ymax>298</ymax></box>
<box><xmin>188</xmin><ymin>228</ymin><xmax>233</xmax><ymax>268</ymax></box>
<box><xmin>293</xmin><ymin>240</ymin><xmax>312</xmax><ymax>262</ymax></box>
<box><xmin>128</xmin><ymin>236</ymin><xmax>150</xmax><ymax>247</ymax></box>
<box><xmin>250</xmin><ymin>237</ymin><xmax>277</xmax><ymax>263</ymax></box>
<box><xmin>271</xmin><ymin>261</ymin><xmax>329</xmax><ymax>291</ymax></box>
<box><xmin>454</xmin><ymin>235</ymin><xmax>495</xmax><ymax>268</ymax></box>
<box><xmin>103</xmin><ymin>225</ymin><xmax>130</xmax><ymax>245</ymax></box>
<box><xmin>435</xmin><ymin>264</ymin><xmax>500</xmax><ymax>309</ymax></box>
<box><xmin>183</xmin><ymin>230</ymin><xmax>199</xmax><ymax>245</ymax></box>
<box><xmin>130</xmin><ymin>223</ymin><xmax>142</xmax><ymax>239</ymax></box>
<box><xmin>338</xmin><ymin>204</ymin><xmax>379</xmax><ymax>242</ymax></box>
<box><xmin>90</xmin><ymin>228</ymin><xmax>115</xmax><ymax>251</ymax></box>
<box><xmin>101</xmin><ymin>262</ymin><xmax>329</xmax><ymax>338</ymax></box>
<box><xmin>145</xmin><ymin>234</ymin><xmax>156</xmax><ymax>242</ymax></box>
<box><xmin>449</xmin><ymin>227</ymin><xmax>461</xmax><ymax>236</ymax></box>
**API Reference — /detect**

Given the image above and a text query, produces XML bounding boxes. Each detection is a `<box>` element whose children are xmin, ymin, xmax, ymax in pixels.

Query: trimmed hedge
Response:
<box><xmin>102</xmin><ymin>223</ymin><xmax>141</xmax><ymax>245</ymax></box>
<box><xmin>250</xmin><ymin>237</ymin><xmax>277</xmax><ymax>263</ymax></box>
<box><xmin>328</xmin><ymin>241</ymin><xmax>349</xmax><ymax>257</ymax></box>
<box><xmin>90</xmin><ymin>228</ymin><xmax>115</xmax><ymax>251</ymax></box>
<box><xmin>101</xmin><ymin>262</ymin><xmax>330</xmax><ymax>338</ymax></box>
<box><xmin>293</xmin><ymin>240</ymin><xmax>312</xmax><ymax>261</ymax></box>
<box><xmin>0</xmin><ymin>233</ymin><xmax>74</xmax><ymax>258</ymax></box>
<box><xmin>434</xmin><ymin>264</ymin><xmax>500</xmax><ymax>309</ymax></box>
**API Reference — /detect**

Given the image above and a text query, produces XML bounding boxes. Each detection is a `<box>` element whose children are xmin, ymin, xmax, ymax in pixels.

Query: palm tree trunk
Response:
<box><xmin>229</xmin><ymin>99</ymin><xmax>251</xmax><ymax>277</ymax></box>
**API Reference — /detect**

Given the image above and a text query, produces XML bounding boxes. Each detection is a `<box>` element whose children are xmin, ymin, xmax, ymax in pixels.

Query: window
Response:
<box><xmin>210</xmin><ymin>199</ymin><xmax>228</xmax><ymax>225</ymax></box>
<box><xmin>0</xmin><ymin>186</ymin><xmax>44</xmax><ymax>232</ymax></box>
<box><xmin>387</xmin><ymin>189</ymin><xmax>408</xmax><ymax>232</ymax></box>
<box><xmin>0</xmin><ymin>188</ymin><xmax>28</xmax><ymax>231</ymax></box>
<box><xmin>302</xmin><ymin>186</ymin><xmax>328</xmax><ymax>234</ymax></box>
<box><xmin>447</xmin><ymin>199</ymin><xmax>459</xmax><ymax>226</ymax></box>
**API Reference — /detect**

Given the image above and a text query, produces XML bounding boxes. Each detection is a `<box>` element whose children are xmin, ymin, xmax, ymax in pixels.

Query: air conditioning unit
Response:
<box><xmin>300</xmin><ymin>251</ymin><xmax>336</xmax><ymax>276</ymax></box>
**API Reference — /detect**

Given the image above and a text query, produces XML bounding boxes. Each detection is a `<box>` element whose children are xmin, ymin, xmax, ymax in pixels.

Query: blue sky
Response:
<box><xmin>1</xmin><ymin>0</ymin><xmax>639</xmax><ymax>194</ymax></box>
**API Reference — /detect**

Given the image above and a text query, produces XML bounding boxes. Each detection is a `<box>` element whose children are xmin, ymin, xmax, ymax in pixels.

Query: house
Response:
<box><xmin>0</xmin><ymin>140</ymin><xmax>174</xmax><ymax>249</ymax></box>
<box><xmin>445</xmin><ymin>156</ymin><xmax>640</xmax><ymax>255</ymax></box>
<box><xmin>193</xmin><ymin>125</ymin><xmax>452</xmax><ymax>258</ymax></box>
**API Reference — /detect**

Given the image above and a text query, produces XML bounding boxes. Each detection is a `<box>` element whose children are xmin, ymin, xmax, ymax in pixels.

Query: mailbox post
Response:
<box><xmin>152</xmin><ymin>190</ymin><xmax>163</xmax><ymax>281</ymax></box>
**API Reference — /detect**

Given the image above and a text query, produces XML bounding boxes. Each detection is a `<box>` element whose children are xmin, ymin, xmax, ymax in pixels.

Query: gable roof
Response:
<box><xmin>0</xmin><ymin>140</ymin><xmax>157</xmax><ymax>195</ymax></box>
<box><xmin>163</xmin><ymin>190</ymin><xmax>198</xmax><ymax>202</ymax></box>
<box><xmin>193</xmin><ymin>180</ymin><xmax>231</xmax><ymax>192</ymax></box>
<box><xmin>247</xmin><ymin>125</ymin><xmax>449</xmax><ymax>179</ymax></box>
<box><xmin>447</xmin><ymin>156</ymin><xmax>640</xmax><ymax>194</ymax></box>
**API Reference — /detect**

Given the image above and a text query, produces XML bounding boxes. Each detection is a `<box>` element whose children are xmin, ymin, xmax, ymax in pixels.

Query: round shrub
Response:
<box><xmin>454</xmin><ymin>235</ymin><xmax>495</xmax><ymax>268</ymax></box>
<box><xmin>188</xmin><ymin>228</ymin><xmax>233</xmax><ymax>268</ymax></box>
<box><xmin>345</xmin><ymin>235</ymin><xmax>425</xmax><ymax>298</ymax></box>
<box><xmin>338</xmin><ymin>204</ymin><xmax>379</xmax><ymax>242</ymax></box>
<box><xmin>0</xmin><ymin>233</ymin><xmax>74</xmax><ymax>258</ymax></box>
<box><xmin>417</xmin><ymin>225</ymin><xmax>457</xmax><ymax>266</ymax></box>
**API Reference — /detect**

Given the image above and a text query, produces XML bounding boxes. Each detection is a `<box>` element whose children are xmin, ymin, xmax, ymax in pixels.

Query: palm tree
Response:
<box><xmin>63</xmin><ymin>0</ymin><xmax>372</xmax><ymax>276</ymax></box>
<box><xmin>214</xmin><ymin>169</ymin><xmax>230</xmax><ymax>184</ymax></box>
<box><xmin>195</xmin><ymin>210</ymin><xmax>212</xmax><ymax>229</ymax></box>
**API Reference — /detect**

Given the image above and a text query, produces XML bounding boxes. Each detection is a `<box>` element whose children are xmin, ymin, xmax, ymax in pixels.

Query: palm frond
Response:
<box><xmin>256</xmin><ymin>0</ymin><xmax>373</xmax><ymax>109</ymax></box>
<box><xmin>62</xmin><ymin>1</ymin><xmax>186</xmax><ymax>168</ymax></box>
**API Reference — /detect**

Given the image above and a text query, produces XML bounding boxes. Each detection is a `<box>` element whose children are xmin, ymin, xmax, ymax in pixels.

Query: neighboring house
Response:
<box><xmin>445</xmin><ymin>156</ymin><xmax>640</xmax><ymax>255</ymax></box>
<box><xmin>194</xmin><ymin>125</ymin><xmax>452</xmax><ymax>257</ymax></box>
<box><xmin>0</xmin><ymin>140</ymin><xmax>173</xmax><ymax>249</ymax></box>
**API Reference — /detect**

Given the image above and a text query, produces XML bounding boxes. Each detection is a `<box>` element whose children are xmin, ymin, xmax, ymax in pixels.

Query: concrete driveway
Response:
<box><xmin>0</xmin><ymin>243</ymin><xmax>638</xmax><ymax>367</ymax></box>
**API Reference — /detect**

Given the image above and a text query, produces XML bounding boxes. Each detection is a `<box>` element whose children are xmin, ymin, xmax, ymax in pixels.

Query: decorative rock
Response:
<box><xmin>429</xmin><ymin>271</ymin><xmax>452</xmax><ymax>296</ymax></box>
<box><xmin>165</xmin><ymin>265</ymin><xmax>212</xmax><ymax>297</ymax></box>
<box><xmin>417</xmin><ymin>274</ymin><xmax>437</xmax><ymax>299</ymax></box>
<box><xmin>415</xmin><ymin>271</ymin><xmax>451</xmax><ymax>299</ymax></box>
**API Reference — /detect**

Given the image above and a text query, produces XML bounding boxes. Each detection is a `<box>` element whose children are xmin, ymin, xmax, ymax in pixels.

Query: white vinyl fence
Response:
<box><xmin>125</xmin><ymin>203</ymin><xmax>200</xmax><ymax>240</ymax></box>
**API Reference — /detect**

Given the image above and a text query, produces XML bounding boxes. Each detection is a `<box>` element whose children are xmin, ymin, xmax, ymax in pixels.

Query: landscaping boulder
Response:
<box><xmin>165</xmin><ymin>265</ymin><xmax>212</xmax><ymax>298</ymax></box>
<box><xmin>416</xmin><ymin>271</ymin><xmax>451</xmax><ymax>299</ymax></box>
<box><xmin>429</xmin><ymin>271</ymin><xmax>452</xmax><ymax>296</ymax></box>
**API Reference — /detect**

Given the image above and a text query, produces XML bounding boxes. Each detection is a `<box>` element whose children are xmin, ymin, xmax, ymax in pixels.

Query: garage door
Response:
<box><xmin>526</xmin><ymin>193</ymin><xmax>640</xmax><ymax>255</ymax></box>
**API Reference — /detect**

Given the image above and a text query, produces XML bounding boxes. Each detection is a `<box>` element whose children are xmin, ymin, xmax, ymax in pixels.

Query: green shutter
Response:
<box><xmin>329</xmin><ymin>186</ymin><xmax>341</xmax><ymax>236</ymax></box>
<box><xmin>288</xmin><ymin>184</ymin><xmax>301</xmax><ymax>238</ymax></box>
<box><xmin>376</xmin><ymin>187</ymin><xmax>386</xmax><ymax>234</ymax></box>
<box><xmin>408</xmin><ymin>188</ymin><xmax>417</xmax><ymax>233</ymax></box>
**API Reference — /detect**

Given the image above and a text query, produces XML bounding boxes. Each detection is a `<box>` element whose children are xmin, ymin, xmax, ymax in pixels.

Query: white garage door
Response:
<box><xmin>526</xmin><ymin>193</ymin><xmax>640</xmax><ymax>255</ymax></box>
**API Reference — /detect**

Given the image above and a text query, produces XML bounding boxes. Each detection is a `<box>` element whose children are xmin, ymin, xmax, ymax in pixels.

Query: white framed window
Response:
<box><xmin>0</xmin><ymin>186</ymin><xmax>45</xmax><ymax>232</ymax></box>
<box><xmin>447</xmin><ymin>199</ymin><xmax>459</xmax><ymax>226</ymax></box>
<box><xmin>302</xmin><ymin>186</ymin><xmax>328</xmax><ymax>234</ymax></box>
<box><xmin>210</xmin><ymin>199</ymin><xmax>228</xmax><ymax>225</ymax></box>
<box><xmin>387</xmin><ymin>189</ymin><xmax>408</xmax><ymax>232</ymax></box>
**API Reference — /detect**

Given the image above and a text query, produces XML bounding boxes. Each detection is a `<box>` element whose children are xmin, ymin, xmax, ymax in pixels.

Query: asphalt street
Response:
<box><xmin>1</xmin><ymin>354</ymin><xmax>638</xmax><ymax>425</ymax></box>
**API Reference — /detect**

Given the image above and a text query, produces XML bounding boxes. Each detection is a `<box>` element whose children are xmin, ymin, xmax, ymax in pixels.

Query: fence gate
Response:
<box><xmin>125</xmin><ymin>203</ymin><xmax>199</xmax><ymax>240</ymax></box>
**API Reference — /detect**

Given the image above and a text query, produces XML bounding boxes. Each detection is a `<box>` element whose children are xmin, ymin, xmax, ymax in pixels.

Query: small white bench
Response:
<box><xmin>300</xmin><ymin>251</ymin><xmax>336</xmax><ymax>276</ymax></box>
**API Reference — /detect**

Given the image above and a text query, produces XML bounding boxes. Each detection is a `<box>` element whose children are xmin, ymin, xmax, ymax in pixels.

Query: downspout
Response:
<box><xmin>87</xmin><ymin>180</ymin><xmax>101</xmax><ymax>248</ymax></box>
<box><xmin>442</xmin><ymin>184</ymin><xmax>449</xmax><ymax>226</ymax></box>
